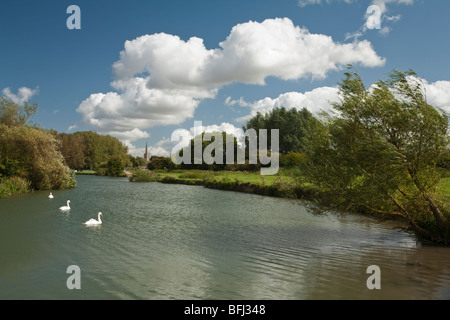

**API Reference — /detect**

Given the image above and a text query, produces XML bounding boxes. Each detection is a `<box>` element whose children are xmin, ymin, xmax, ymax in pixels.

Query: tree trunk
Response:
<box><xmin>425</xmin><ymin>193</ymin><xmax>447</xmax><ymax>229</ymax></box>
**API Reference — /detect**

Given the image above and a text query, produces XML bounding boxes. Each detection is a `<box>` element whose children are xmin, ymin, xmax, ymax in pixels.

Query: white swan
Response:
<box><xmin>59</xmin><ymin>200</ymin><xmax>71</xmax><ymax>212</ymax></box>
<box><xmin>83</xmin><ymin>212</ymin><xmax>103</xmax><ymax>226</ymax></box>
<box><xmin>48</xmin><ymin>192</ymin><xmax>54</xmax><ymax>199</ymax></box>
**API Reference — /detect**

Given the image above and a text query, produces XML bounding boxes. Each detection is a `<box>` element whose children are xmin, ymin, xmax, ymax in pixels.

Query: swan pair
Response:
<box><xmin>58</xmin><ymin>199</ymin><xmax>104</xmax><ymax>226</ymax></box>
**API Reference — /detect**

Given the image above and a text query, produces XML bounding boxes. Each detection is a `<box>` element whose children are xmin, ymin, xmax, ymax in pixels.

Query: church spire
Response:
<box><xmin>144</xmin><ymin>142</ymin><xmax>150</xmax><ymax>162</ymax></box>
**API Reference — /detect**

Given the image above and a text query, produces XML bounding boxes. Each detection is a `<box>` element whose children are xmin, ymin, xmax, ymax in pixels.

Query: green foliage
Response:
<box><xmin>57</xmin><ymin>131</ymin><xmax>129</xmax><ymax>175</ymax></box>
<box><xmin>280</xmin><ymin>152</ymin><xmax>307</xmax><ymax>168</ymax></box>
<box><xmin>0</xmin><ymin>97</ymin><xmax>76</xmax><ymax>194</ymax></box>
<box><xmin>0</xmin><ymin>157</ymin><xmax>21</xmax><ymax>177</ymax></box>
<box><xmin>177</xmin><ymin>132</ymin><xmax>235</xmax><ymax>171</ymax></box>
<box><xmin>105</xmin><ymin>156</ymin><xmax>126</xmax><ymax>177</ymax></box>
<box><xmin>302</xmin><ymin>68</ymin><xmax>450</xmax><ymax>243</ymax></box>
<box><xmin>147</xmin><ymin>157</ymin><xmax>176</xmax><ymax>170</ymax></box>
<box><xmin>178</xmin><ymin>170</ymin><xmax>209</xmax><ymax>180</ymax></box>
<box><xmin>57</xmin><ymin>132</ymin><xmax>85</xmax><ymax>169</ymax></box>
<box><xmin>437</xmin><ymin>149</ymin><xmax>450</xmax><ymax>170</ymax></box>
<box><xmin>129</xmin><ymin>169</ymin><xmax>158</xmax><ymax>182</ymax></box>
<box><xmin>0</xmin><ymin>176</ymin><xmax>31</xmax><ymax>198</ymax></box>
<box><xmin>0</xmin><ymin>124</ymin><xmax>76</xmax><ymax>190</ymax></box>
<box><xmin>0</xmin><ymin>97</ymin><xmax>37</xmax><ymax>127</ymax></box>
<box><xmin>223</xmin><ymin>161</ymin><xmax>260</xmax><ymax>172</ymax></box>
<box><xmin>176</xmin><ymin>131</ymin><xmax>266</xmax><ymax>172</ymax></box>
<box><xmin>130</xmin><ymin>156</ymin><xmax>148</xmax><ymax>167</ymax></box>
<box><xmin>244</xmin><ymin>107</ymin><xmax>320</xmax><ymax>154</ymax></box>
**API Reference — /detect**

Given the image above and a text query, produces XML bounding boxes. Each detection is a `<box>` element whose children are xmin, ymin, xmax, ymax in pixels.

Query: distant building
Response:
<box><xmin>144</xmin><ymin>142</ymin><xmax>150</xmax><ymax>162</ymax></box>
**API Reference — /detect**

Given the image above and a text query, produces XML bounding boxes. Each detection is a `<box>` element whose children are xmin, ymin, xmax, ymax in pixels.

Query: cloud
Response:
<box><xmin>2</xmin><ymin>87</ymin><xmax>39</xmax><ymax>105</ymax></box>
<box><xmin>229</xmin><ymin>86</ymin><xmax>341</xmax><ymax>122</ymax></box>
<box><xmin>103</xmin><ymin>128</ymin><xmax>150</xmax><ymax>142</ymax></box>
<box><xmin>77</xmin><ymin>17</ymin><xmax>384</xmax><ymax>139</ymax></box>
<box><xmin>68</xmin><ymin>124</ymin><xmax>78</xmax><ymax>131</ymax></box>
<box><xmin>423</xmin><ymin>80</ymin><xmax>450</xmax><ymax>114</ymax></box>
<box><xmin>230</xmin><ymin>76</ymin><xmax>450</xmax><ymax>123</ymax></box>
<box><xmin>123</xmin><ymin>140</ymin><xmax>146</xmax><ymax>158</ymax></box>
<box><xmin>297</xmin><ymin>0</ymin><xmax>414</xmax><ymax>39</ymax></box>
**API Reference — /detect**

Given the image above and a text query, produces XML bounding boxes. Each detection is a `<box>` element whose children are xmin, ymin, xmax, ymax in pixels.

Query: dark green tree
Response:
<box><xmin>244</xmin><ymin>107</ymin><xmax>319</xmax><ymax>154</ymax></box>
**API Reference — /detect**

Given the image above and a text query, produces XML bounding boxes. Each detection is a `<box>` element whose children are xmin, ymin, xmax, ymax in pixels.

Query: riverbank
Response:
<box><xmin>130</xmin><ymin>168</ymin><xmax>450</xmax><ymax>200</ymax></box>
<box><xmin>129</xmin><ymin>168</ymin><xmax>327</xmax><ymax>200</ymax></box>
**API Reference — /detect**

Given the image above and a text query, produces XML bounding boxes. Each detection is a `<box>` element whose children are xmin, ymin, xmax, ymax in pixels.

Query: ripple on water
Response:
<box><xmin>0</xmin><ymin>175</ymin><xmax>449</xmax><ymax>299</ymax></box>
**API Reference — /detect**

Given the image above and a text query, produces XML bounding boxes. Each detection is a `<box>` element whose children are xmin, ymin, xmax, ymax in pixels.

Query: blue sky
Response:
<box><xmin>1</xmin><ymin>0</ymin><xmax>449</xmax><ymax>157</ymax></box>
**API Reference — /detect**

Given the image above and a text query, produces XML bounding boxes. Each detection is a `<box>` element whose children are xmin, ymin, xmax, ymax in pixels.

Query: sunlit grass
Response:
<box><xmin>438</xmin><ymin>176</ymin><xmax>450</xmax><ymax>200</ymax></box>
<box><xmin>156</xmin><ymin>169</ymin><xmax>296</xmax><ymax>186</ymax></box>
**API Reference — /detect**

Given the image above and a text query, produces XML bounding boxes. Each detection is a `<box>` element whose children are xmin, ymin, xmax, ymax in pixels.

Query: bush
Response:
<box><xmin>179</xmin><ymin>171</ymin><xmax>208</xmax><ymax>179</ymax></box>
<box><xmin>224</xmin><ymin>161</ymin><xmax>260</xmax><ymax>172</ymax></box>
<box><xmin>0</xmin><ymin>124</ymin><xmax>76</xmax><ymax>190</ymax></box>
<box><xmin>280</xmin><ymin>152</ymin><xmax>307</xmax><ymax>168</ymax></box>
<box><xmin>0</xmin><ymin>176</ymin><xmax>31</xmax><ymax>198</ymax></box>
<box><xmin>129</xmin><ymin>169</ymin><xmax>158</xmax><ymax>182</ymax></box>
<box><xmin>437</xmin><ymin>149</ymin><xmax>450</xmax><ymax>170</ymax></box>
<box><xmin>147</xmin><ymin>157</ymin><xmax>176</xmax><ymax>170</ymax></box>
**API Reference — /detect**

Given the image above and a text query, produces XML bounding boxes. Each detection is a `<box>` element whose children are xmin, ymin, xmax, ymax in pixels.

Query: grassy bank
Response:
<box><xmin>438</xmin><ymin>173</ymin><xmax>450</xmax><ymax>201</ymax></box>
<box><xmin>0</xmin><ymin>176</ymin><xmax>31</xmax><ymax>199</ymax></box>
<box><xmin>129</xmin><ymin>168</ymin><xmax>320</xmax><ymax>199</ymax></box>
<box><xmin>75</xmin><ymin>170</ymin><xmax>97</xmax><ymax>175</ymax></box>
<box><xmin>129</xmin><ymin>168</ymin><xmax>450</xmax><ymax>199</ymax></box>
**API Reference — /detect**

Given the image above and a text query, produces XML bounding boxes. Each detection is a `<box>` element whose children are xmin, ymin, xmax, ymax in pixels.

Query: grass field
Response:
<box><xmin>153</xmin><ymin>169</ymin><xmax>297</xmax><ymax>186</ymax></box>
<box><xmin>438</xmin><ymin>176</ymin><xmax>450</xmax><ymax>200</ymax></box>
<box><xmin>150</xmin><ymin>168</ymin><xmax>450</xmax><ymax>199</ymax></box>
<box><xmin>75</xmin><ymin>170</ymin><xmax>97</xmax><ymax>175</ymax></box>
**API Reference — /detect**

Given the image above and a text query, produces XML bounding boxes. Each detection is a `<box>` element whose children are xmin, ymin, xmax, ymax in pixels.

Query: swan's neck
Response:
<box><xmin>98</xmin><ymin>213</ymin><xmax>102</xmax><ymax>223</ymax></box>
<box><xmin>67</xmin><ymin>201</ymin><xmax>70</xmax><ymax>208</ymax></box>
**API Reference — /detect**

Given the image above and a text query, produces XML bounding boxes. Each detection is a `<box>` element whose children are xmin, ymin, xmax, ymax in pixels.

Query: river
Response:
<box><xmin>0</xmin><ymin>175</ymin><xmax>449</xmax><ymax>300</ymax></box>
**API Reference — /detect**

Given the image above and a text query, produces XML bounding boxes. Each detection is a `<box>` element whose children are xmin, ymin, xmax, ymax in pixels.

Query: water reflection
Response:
<box><xmin>0</xmin><ymin>175</ymin><xmax>449</xmax><ymax>300</ymax></box>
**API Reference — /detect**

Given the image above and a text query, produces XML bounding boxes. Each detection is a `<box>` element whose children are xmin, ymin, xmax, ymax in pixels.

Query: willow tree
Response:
<box><xmin>303</xmin><ymin>69</ymin><xmax>449</xmax><ymax>243</ymax></box>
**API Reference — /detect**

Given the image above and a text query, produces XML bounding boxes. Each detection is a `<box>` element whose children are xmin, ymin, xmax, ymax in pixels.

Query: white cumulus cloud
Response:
<box><xmin>105</xmin><ymin>128</ymin><xmax>150</xmax><ymax>142</ymax></box>
<box><xmin>230</xmin><ymin>86</ymin><xmax>341</xmax><ymax>122</ymax></box>
<box><xmin>77</xmin><ymin>17</ymin><xmax>385</xmax><ymax>140</ymax></box>
<box><xmin>230</xmin><ymin>76</ymin><xmax>450</xmax><ymax>123</ymax></box>
<box><xmin>423</xmin><ymin>80</ymin><xmax>450</xmax><ymax>114</ymax></box>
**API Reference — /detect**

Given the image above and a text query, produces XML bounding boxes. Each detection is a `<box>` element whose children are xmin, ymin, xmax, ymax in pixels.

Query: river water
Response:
<box><xmin>0</xmin><ymin>175</ymin><xmax>449</xmax><ymax>300</ymax></box>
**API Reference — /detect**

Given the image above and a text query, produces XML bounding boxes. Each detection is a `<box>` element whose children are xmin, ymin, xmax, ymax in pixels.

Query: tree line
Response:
<box><xmin>56</xmin><ymin>131</ymin><xmax>129</xmax><ymax>176</ymax></box>
<box><xmin>149</xmin><ymin>109</ymin><xmax>315</xmax><ymax>172</ymax></box>
<box><xmin>0</xmin><ymin>97</ymin><xmax>130</xmax><ymax>198</ymax></box>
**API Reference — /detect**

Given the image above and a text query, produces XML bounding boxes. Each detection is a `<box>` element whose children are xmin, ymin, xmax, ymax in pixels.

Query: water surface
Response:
<box><xmin>0</xmin><ymin>175</ymin><xmax>449</xmax><ymax>299</ymax></box>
